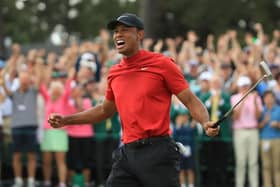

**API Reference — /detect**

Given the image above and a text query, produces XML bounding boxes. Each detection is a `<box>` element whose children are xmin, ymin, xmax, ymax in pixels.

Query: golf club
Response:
<box><xmin>212</xmin><ymin>61</ymin><xmax>272</xmax><ymax>128</ymax></box>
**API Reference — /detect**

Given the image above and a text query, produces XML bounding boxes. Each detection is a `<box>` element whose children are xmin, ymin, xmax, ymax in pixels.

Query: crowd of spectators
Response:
<box><xmin>0</xmin><ymin>23</ymin><xmax>279</xmax><ymax>187</ymax></box>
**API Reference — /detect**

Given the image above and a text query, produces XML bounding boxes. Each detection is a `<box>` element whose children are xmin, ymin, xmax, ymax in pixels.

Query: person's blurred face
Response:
<box><xmin>37</xmin><ymin>48</ymin><xmax>46</xmax><ymax>58</ymax></box>
<box><xmin>85</xmin><ymin>82</ymin><xmax>96</xmax><ymax>93</ymax></box>
<box><xmin>238</xmin><ymin>84</ymin><xmax>250</xmax><ymax>93</ymax></box>
<box><xmin>50</xmin><ymin>81</ymin><xmax>63</xmax><ymax>99</ymax></box>
<box><xmin>113</xmin><ymin>24</ymin><xmax>144</xmax><ymax>57</ymax></box>
<box><xmin>210</xmin><ymin>76</ymin><xmax>222</xmax><ymax>91</ymax></box>
<box><xmin>12</xmin><ymin>43</ymin><xmax>21</xmax><ymax>55</ymax></box>
<box><xmin>79</xmin><ymin>42</ymin><xmax>92</xmax><ymax>54</ymax></box>
<box><xmin>245</xmin><ymin>33</ymin><xmax>253</xmax><ymax>45</ymax></box>
<box><xmin>57</xmin><ymin>56</ymin><xmax>68</xmax><ymax>67</ymax></box>
<box><xmin>187</xmin><ymin>31</ymin><xmax>198</xmax><ymax>43</ymax></box>
<box><xmin>19</xmin><ymin>71</ymin><xmax>31</xmax><ymax>89</ymax></box>
<box><xmin>47</xmin><ymin>52</ymin><xmax>57</xmax><ymax>64</ymax></box>
<box><xmin>71</xmin><ymin>86</ymin><xmax>83</xmax><ymax>99</ymax></box>
<box><xmin>175</xmin><ymin>114</ymin><xmax>189</xmax><ymax>126</ymax></box>
<box><xmin>200</xmin><ymin>80</ymin><xmax>210</xmax><ymax>92</ymax></box>
<box><xmin>221</xmin><ymin>66</ymin><xmax>232</xmax><ymax>79</ymax></box>
<box><xmin>264</xmin><ymin>92</ymin><xmax>275</xmax><ymax>107</ymax></box>
<box><xmin>189</xmin><ymin>65</ymin><xmax>198</xmax><ymax>75</ymax></box>
<box><xmin>266</xmin><ymin>50</ymin><xmax>276</xmax><ymax>63</ymax></box>
<box><xmin>27</xmin><ymin>49</ymin><xmax>37</xmax><ymax>65</ymax></box>
<box><xmin>77</xmin><ymin>67</ymin><xmax>94</xmax><ymax>83</ymax></box>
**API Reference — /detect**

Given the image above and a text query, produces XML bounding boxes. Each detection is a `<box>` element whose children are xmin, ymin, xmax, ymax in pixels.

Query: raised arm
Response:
<box><xmin>176</xmin><ymin>89</ymin><xmax>219</xmax><ymax>136</ymax></box>
<box><xmin>0</xmin><ymin>68</ymin><xmax>12</xmax><ymax>97</ymax></box>
<box><xmin>48</xmin><ymin>99</ymin><xmax>117</xmax><ymax>128</ymax></box>
<box><xmin>34</xmin><ymin>58</ymin><xmax>45</xmax><ymax>89</ymax></box>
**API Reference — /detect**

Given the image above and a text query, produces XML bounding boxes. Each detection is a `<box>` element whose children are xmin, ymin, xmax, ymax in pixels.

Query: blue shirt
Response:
<box><xmin>173</xmin><ymin>123</ymin><xmax>196</xmax><ymax>147</ymax></box>
<box><xmin>260</xmin><ymin>105</ymin><xmax>280</xmax><ymax>139</ymax></box>
<box><xmin>256</xmin><ymin>81</ymin><xmax>267</xmax><ymax>96</ymax></box>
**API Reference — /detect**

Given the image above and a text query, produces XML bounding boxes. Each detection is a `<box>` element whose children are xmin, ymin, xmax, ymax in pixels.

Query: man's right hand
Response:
<box><xmin>48</xmin><ymin>113</ymin><xmax>65</xmax><ymax>128</ymax></box>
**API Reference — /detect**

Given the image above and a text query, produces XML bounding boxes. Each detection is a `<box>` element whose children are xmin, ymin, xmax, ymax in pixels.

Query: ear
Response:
<box><xmin>137</xmin><ymin>30</ymin><xmax>145</xmax><ymax>41</ymax></box>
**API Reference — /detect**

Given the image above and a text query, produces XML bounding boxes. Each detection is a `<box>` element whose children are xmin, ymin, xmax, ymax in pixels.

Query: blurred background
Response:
<box><xmin>0</xmin><ymin>1</ymin><xmax>280</xmax><ymax>187</ymax></box>
<box><xmin>0</xmin><ymin>0</ymin><xmax>280</xmax><ymax>56</ymax></box>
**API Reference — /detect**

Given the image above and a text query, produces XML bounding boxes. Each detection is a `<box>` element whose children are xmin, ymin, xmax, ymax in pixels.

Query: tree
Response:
<box><xmin>1</xmin><ymin>0</ymin><xmax>139</xmax><ymax>43</ymax></box>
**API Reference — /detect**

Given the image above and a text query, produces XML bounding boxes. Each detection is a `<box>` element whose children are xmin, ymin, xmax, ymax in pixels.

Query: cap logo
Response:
<box><xmin>117</xmin><ymin>15</ymin><xmax>129</xmax><ymax>21</ymax></box>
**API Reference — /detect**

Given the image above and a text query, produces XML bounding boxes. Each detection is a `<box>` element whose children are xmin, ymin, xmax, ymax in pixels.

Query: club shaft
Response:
<box><xmin>213</xmin><ymin>75</ymin><xmax>266</xmax><ymax>127</ymax></box>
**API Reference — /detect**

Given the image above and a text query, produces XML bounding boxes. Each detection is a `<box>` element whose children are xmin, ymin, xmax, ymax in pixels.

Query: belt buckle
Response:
<box><xmin>136</xmin><ymin>138</ymin><xmax>149</xmax><ymax>147</ymax></box>
<box><xmin>136</xmin><ymin>139</ymin><xmax>144</xmax><ymax>146</ymax></box>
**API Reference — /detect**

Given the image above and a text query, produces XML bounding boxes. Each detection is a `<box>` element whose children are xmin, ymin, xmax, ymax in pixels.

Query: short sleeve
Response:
<box><xmin>105</xmin><ymin>78</ymin><xmax>115</xmax><ymax>101</ymax></box>
<box><xmin>162</xmin><ymin>59</ymin><xmax>189</xmax><ymax>95</ymax></box>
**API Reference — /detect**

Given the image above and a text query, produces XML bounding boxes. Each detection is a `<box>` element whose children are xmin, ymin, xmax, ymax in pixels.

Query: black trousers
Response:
<box><xmin>106</xmin><ymin>137</ymin><xmax>180</xmax><ymax>187</ymax></box>
<box><xmin>199</xmin><ymin>140</ymin><xmax>231</xmax><ymax>187</ymax></box>
<box><xmin>95</xmin><ymin>138</ymin><xmax>120</xmax><ymax>185</ymax></box>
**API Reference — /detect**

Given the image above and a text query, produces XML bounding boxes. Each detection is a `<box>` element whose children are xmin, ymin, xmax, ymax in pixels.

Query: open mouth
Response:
<box><xmin>116</xmin><ymin>39</ymin><xmax>125</xmax><ymax>49</ymax></box>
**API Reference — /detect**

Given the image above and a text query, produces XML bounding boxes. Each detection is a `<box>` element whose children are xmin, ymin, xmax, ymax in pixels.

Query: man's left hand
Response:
<box><xmin>203</xmin><ymin>121</ymin><xmax>220</xmax><ymax>137</ymax></box>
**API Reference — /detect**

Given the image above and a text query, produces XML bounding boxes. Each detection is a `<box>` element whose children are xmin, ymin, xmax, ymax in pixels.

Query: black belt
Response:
<box><xmin>125</xmin><ymin>136</ymin><xmax>171</xmax><ymax>149</ymax></box>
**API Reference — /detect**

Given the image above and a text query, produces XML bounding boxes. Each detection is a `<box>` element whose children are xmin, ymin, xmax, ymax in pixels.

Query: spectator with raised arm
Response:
<box><xmin>39</xmin><ymin>67</ymin><xmax>75</xmax><ymax>187</ymax></box>
<box><xmin>0</xmin><ymin>57</ymin><xmax>44</xmax><ymax>187</ymax></box>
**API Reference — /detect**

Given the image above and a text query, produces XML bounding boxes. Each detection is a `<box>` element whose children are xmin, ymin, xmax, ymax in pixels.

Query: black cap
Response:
<box><xmin>107</xmin><ymin>13</ymin><xmax>144</xmax><ymax>30</ymax></box>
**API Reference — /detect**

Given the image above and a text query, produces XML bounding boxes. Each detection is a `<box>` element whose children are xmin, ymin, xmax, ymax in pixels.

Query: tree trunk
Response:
<box><xmin>140</xmin><ymin>0</ymin><xmax>160</xmax><ymax>39</ymax></box>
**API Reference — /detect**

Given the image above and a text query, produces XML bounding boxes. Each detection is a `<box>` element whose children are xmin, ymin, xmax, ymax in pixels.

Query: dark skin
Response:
<box><xmin>48</xmin><ymin>24</ymin><xmax>219</xmax><ymax>137</ymax></box>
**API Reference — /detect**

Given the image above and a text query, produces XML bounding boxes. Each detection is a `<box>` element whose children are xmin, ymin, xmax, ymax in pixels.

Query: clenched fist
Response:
<box><xmin>48</xmin><ymin>113</ymin><xmax>65</xmax><ymax>128</ymax></box>
<box><xmin>203</xmin><ymin>121</ymin><xmax>220</xmax><ymax>137</ymax></box>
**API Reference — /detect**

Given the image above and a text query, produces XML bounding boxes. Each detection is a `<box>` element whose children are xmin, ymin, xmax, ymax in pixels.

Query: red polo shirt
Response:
<box><xmin>106</xmin><ymin>50</ymin><xmax>189</xmax><ymax>143</ymax></box>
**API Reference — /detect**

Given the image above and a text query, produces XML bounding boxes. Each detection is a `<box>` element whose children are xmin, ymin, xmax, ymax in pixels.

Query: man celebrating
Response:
<box><xmin>48</xmin><ymin>13</ymin><xmax>219</xmax><ymax>187</ymax></box>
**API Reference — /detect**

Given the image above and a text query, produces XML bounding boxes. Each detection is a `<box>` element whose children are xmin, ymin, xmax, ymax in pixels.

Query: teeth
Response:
<box><xmin>116</xmin><ymin>40</ymin><xmax>125</xmax><ymax>45</ymax></box>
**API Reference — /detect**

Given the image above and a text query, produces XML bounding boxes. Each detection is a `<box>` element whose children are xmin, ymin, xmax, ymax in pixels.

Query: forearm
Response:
<box><xmin>177</xmin><ymin>89</ymin><xmax>220</xmax><ymax>137</ymax></box>
<box><xmin>2</xmin><ymin>83</ymin><xmax>11</xmax><ymax>96</ymax></box>
<box><xmin>177</xmin><ymin>89</ymin><xmax>209</xmax><ymax>126</ymax></box>
<box><xmin>258</xmin><ymin>120</ymin><xmax>266</xmax><ymax>129</ymax></box>
<box><xmin>63</xmin><ymin>104</ymin><xmax>114</xmax><ymax>125</ymax></box>
<box><xmin>189</xmin><ymin>98</ymin><xmax>209</xmax><ymax>125</ymax></box>
<box><xmin>254</xmin><ymin>103</ymin><xmax>262</xmax><ymax>119</ymax></box>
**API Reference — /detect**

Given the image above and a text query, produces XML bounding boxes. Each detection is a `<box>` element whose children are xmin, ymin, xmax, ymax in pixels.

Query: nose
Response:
<box><xmin>113</xmin><ymin>32</ymin><xmax>121</xmax><ymax>40</ymax></box>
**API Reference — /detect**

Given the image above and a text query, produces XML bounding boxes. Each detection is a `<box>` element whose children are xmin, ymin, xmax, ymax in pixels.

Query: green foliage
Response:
<box><xmin>1</xmin><ymin>0</ymin><xmax>140</xmax><ymax>43</ymax></box>
<box><xmin>0</xmin><ymin>0</ymin><xmax>279</xmax><ymax>43</ymax></box>
<box><xmin>159</xmin><ymin>0</ymin><xmax>280</xmax><ymax>38</ymax></box>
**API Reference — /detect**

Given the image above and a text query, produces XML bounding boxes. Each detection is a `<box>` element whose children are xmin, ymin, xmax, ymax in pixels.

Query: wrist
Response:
<box><xmin>61</xmin><ymin>116</ymin><xmax>68</xmax><ymax>126</ymax></box>
<box><xmin>202</xmin><ymin>121</ymin><xmax>210</xmax><ymax>130</ymax></box>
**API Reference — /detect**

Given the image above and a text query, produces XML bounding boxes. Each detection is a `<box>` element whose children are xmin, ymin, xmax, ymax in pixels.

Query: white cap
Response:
<box><xmin>237</xmin><ymin>76</ymin><xmax>251</xmax><ymax>87</ymax></box>
<box><xmin>81</xmin><ymin>53</ymin><xmax>95</xmax><ymax>61</ymax></box>
<box><xmin>199</xmin><ymin>71</ymin><xmax>212</xmax><ymax>81</ymax></box>
<box><xmin>80</xmin><ymin>53</ymin><xmax>97</xmax><ymax>72</ymax></box>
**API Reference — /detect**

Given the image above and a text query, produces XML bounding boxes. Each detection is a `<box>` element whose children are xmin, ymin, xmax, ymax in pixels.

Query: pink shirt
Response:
<box><xmin>40</xmin><ymin>80</ymin><xmax>72</xmax><ymax>129</ymax></box>
<box><xmin>66</xmin><ymin>98</ymin><xmax>94</xmax><ymax>138</ymax></box>
<box><xmin>231</xmin><ymin>93</ymin><xmax>263</xmax><ymax>129</ymax></box>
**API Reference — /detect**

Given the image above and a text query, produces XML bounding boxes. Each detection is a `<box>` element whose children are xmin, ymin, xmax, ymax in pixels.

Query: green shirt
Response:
<box><xmin>94</xmin><ymin>113</ymin><xmax>121</xmax><ymax>141</ymax></box>
<box><xmin>92</xmin><ymin>98</ymin><xmax>121</xmax><ymax>141</ymax></box>
<box><xmin>199</xmin><ymin>91</ymin><xmax>232</xmax><ymax>142</ymax></box>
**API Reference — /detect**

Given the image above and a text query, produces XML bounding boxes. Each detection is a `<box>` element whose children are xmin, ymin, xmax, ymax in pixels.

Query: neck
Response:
<box><xmin>51</xmin><ymin>95</ymin><xmax>60</xmax><ymax>101</ymax></box>
<box><xmin>19</xmin><ymin>86</ymin><xmax>27</xmax><ymax>93</ymax></box>
<box><xmin>122</xmin><ymin>46</ymin><xmax>141</xmax><ymax>58</ymax></box>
